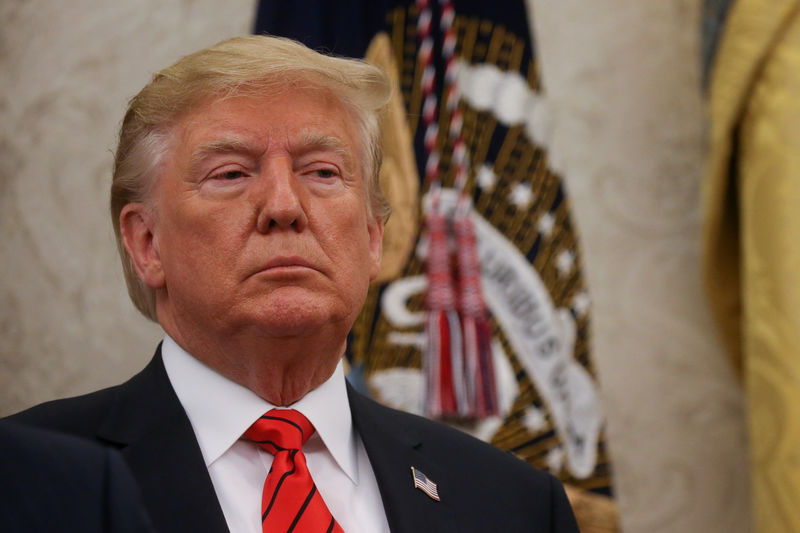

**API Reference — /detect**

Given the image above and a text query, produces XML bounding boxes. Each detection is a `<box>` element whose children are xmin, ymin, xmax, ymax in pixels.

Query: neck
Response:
<box><xmin>159</xmin><ymin>313</ymin><xmax>347</xmax><ymax>406</ymax></box>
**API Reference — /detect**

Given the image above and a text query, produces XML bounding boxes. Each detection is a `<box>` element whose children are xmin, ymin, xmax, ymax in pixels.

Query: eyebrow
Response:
<box><xmin>187</xmin><ymin>131</ymin><xmax>358</xmax><ymax>176</ymax></box>
<box><xmin>296</xmin><ymin>130</ymin><xmax>356</xmax><ymax>175</ymax></box>
<box><xmin>188</xmin><ymin>137</ymin><xmax>262</xmax><ymax>174</ymax></box>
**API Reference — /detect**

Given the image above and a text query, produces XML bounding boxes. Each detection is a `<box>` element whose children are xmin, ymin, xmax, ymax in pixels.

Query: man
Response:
<box><xmin>0</xmin><ymin>421</ymin><xmax>154</xmax><ymax>533</ymax></box>
<box><xmin>10</xmin><ymin>36</ymin><xmax>578</xmax><ymax>532</ymax></box>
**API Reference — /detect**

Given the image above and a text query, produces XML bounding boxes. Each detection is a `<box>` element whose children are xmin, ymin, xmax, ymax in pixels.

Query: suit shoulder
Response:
<box><xmin>350</xmin><ymin>390</ymin><xmax>579</xmax><ymax>530</ymax></box>
<box><xmin>0</xmin><ymin>419</ymin><xmax>107</xmax><ymax>463</ymax></box>
<box><xmin>354</xmin><ymin>391</ymin><xmax>557</xmax><ymax>487</ymax></box>
<box><xmin>6</xmin><ymin>350</ymin><xmax>164</xmax><ymax>441</ymax></box>
<box><xmin>6</xmin><ymin>384</ymin><xmax>122</xmax><ymax>439</ymax></box>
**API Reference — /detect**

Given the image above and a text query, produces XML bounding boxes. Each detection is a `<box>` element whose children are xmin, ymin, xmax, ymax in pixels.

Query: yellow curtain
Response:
<box><xmin>704</xmin><ymin>1</ymin><xmax>800</xmax><ymax>531</ymax></box>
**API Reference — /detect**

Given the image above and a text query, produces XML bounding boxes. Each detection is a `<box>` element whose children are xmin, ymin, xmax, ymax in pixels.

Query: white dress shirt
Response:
<box><xmin>161</xmin><ymin>335</ymin><xmax>390</xmax><ymax>533</ymax></box>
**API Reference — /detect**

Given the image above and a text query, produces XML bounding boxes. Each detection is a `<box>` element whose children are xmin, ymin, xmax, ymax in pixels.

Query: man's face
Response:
<box><xmin>138</xmin><ymin>88</ymin><xmax>383</xmax><ymax>343</ymax></box>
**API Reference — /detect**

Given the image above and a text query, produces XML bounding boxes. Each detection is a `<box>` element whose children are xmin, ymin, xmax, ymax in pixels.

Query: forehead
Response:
<box><xmin>173</xmin><ymin>87</ymin><xmax>360</xmax><ymax>156</ymax></box>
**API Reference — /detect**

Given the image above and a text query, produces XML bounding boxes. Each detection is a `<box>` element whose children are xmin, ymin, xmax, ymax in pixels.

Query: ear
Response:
<box><xmin>120</xmin><ymin>203</ymin><xmax>165</xmax><ymax>289</ymax></box>
<box><xmin>367</xmin><ymin>216</ymin><xmax>384</xmax><ymax>281</ymax></box>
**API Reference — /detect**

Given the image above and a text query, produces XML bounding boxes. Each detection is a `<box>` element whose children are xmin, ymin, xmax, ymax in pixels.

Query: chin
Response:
<box><xmin>246</xmin><ymin>296</ymin><xmax>350</xmax><ymax>337</ymax></box>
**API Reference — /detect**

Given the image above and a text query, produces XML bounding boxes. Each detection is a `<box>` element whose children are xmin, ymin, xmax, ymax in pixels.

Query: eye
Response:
<box><xmin>314</xmin><ymin>168</ymin><xmax>339</xmax><ymax>179</ymax></box>
<box><xmin>213</xmin><ymin>170</ymin><xmax>245</xmax><ymax>181</ymax></box>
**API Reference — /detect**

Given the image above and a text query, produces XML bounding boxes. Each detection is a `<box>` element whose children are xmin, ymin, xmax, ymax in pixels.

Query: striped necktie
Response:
<box><xmin>244</xmin><ymin>409</ymin><xmax>344</xmax><ymax>533</ymax></box>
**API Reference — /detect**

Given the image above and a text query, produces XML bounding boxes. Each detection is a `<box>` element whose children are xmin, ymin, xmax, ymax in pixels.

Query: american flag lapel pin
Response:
<box><xmin>411</xmin><ymin>466</ymin><xmax>440</xmax><ymax>501</ymax></box>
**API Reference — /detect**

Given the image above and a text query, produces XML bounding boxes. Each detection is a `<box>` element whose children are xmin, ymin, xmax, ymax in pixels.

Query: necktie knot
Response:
<box><xmin>244</xmin><ymin>409</ymin><xmax>314</xmax><ymax>454</ymax></box>
<box><xmin>244</xmin><ymin>409</ymin><xmax>344</xmax><ymax>532</ymax></box>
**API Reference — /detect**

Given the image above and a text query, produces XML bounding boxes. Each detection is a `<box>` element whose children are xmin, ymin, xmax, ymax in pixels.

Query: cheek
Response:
<box><xmin>339</xmin><ymin>224</ymin><xmax>376</xmax><ymax>282</ymax></box>
<box><xmin>168</xmin><ymin>199</ymin><xmax>246</xmax><ymax>242</ymax></box>
<box><xmin>338</xmin><ymin>211</ymin><xmax>372</xmax><ymax>249</ymax></box>
<box><xmin>157</xmin><ymin>209</ymin><xmax>242</xmax><ymax>279</ymax></box>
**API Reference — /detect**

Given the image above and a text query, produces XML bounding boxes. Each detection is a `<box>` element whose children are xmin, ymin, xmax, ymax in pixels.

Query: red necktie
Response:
<box><xmin>244</xmin><ymin>409</ymin><xmax>344</xmax><ymax>533</ymax></box>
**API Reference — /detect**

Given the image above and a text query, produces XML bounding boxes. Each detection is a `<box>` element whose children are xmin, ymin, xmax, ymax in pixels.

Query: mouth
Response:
<box><xmin>253</xmin><ymin>256</ymin><xmax>318</xmax><ymax>276</ymax></box>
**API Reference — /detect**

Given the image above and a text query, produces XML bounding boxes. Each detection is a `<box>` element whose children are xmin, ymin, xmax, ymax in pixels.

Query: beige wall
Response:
<box><xmin>0</xmin><ymin>0</ymin><xmax>256</xmax><ymax>410</ymax></box>
<box><xmin>0</xmin><ymin>1</ymin><xmax>750</xmax><ymax>531</ymax></box>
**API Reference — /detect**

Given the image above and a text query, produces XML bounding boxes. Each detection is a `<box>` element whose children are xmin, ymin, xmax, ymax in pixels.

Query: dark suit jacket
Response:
<box><xmin>9</xmin><ymin>347</ymin><xmax>578</xmax><ymax>532</ymax></box>
<box><xmin>0</xmin><ymin>420</ymin><xmax>154</xmax><ymax>533</ymax></box>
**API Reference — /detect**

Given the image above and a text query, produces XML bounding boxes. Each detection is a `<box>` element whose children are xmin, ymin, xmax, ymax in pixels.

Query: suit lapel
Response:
<box><xmin>348</xmin><ymin>385</ymin><xmax>457</xmax><ymax>533</ymax></box>
<box><xmin>97</xmin><ymin>347</ymin><xmax>230</xmax><ymax>533</ymax></box>
<box><xmin>94</xmin><ymin>350</ymin><xmax>458</xmax><ymax>533</ymax></box>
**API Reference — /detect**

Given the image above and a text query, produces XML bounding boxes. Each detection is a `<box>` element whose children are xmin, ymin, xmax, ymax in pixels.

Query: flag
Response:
<box><xmin>411</xmin><ymin>467</ymin><xmax>441</xmax><ymax>501</ymax></box>
<box><xmin>255</xmin><ymin>0</ymin><xmax>614</xmax><ymax>518</ymax></box>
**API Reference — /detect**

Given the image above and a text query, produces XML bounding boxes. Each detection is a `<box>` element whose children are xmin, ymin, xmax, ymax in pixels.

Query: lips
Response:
<box><xmin>252</xmin><ymin>256</ymin><xmax>319</xmax><ymax>276</ymax></box>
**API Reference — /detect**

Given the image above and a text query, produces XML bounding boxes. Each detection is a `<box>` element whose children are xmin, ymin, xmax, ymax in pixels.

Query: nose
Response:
<box><xmin>254</xmin><ymin>157</ymin><xmax>308</xmax><ymax>233</ymax></box>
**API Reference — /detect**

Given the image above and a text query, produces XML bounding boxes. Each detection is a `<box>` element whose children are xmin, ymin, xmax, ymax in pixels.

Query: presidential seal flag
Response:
<box><xmin>255</xmin><ymin>1</ymin><xmax>616</xmax><ymax>529</ymax></box>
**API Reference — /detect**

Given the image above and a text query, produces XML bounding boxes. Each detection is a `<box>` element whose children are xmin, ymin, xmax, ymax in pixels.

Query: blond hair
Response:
<box><xmin>110</xmin><ymin>35</ymin><xmax>392</xmax><ymax>321</ymax></box>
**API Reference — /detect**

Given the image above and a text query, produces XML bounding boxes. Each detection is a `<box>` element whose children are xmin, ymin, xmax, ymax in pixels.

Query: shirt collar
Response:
<box><xmin>161</xmin><ymin>334</ymin><xmax>358</xmax><ymax>483</ymax></box>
